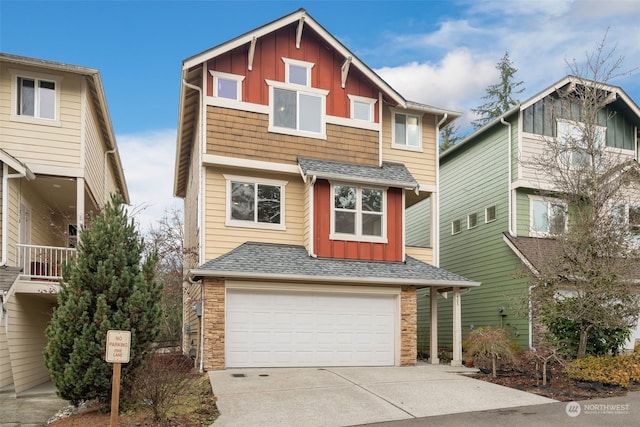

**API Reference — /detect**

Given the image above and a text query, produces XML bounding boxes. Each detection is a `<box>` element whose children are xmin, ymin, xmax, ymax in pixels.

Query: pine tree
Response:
<box><xmin>44</xmin><ymin>193</ymin><xmax>162</xmax><ymax>405</ymax></box>
<box><xmin>471</xmin><ymin>52</ymin><xmax>525</xmax><ymax>129</ymax></box>
<box><xmin>439</xmin><ymin>122</ymin><xmax>463</xmax><ymax>153</ymax></box>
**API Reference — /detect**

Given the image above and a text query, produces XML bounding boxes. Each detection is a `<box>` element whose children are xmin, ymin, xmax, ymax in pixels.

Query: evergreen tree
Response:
<box><xmin>439</xmin><ymin>122</ymin><xmax>463</xmax><ymax>153</ymax></box>
<box><xmin>44</xmin><ymin>193</ymin><xmax>162</xmax><ymax>405</ymax></box>
<box><xmin>471</xmin><ymin>52</ymin><xmax>525</xmax><ymax>129</ymax></box>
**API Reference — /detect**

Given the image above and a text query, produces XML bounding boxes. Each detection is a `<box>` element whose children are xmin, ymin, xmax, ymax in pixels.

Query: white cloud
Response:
<box><xmin>117</xmin><ymin>129</ymin><xmax>181</xmax><ymax>232</ymax></box>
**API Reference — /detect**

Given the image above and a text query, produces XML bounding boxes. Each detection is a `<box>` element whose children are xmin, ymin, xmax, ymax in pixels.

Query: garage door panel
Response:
<box><xmin>226</xmin><ymin>288</ymin><xmax>397</xmax><ymax>367</ymax></box>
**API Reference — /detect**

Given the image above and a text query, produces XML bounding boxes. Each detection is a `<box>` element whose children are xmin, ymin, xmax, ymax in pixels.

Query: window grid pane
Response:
<box><xmin>299</xmin><ymin>93</ymin><xmax>321</xmax><ymax>133</ymax></box>
<box><xmin>354</xmin><ymin>101</ymin><xmax>370</xmax><ymax>121</ymax></box>
<box><xmin>38</xmin><ymin>80</ymin><xmax>55</xmax><ymax>119</ymax></box>
<box><xmin>274</xmin><ymin>88</ymin><xmax>297</xmax><ymax>129</ymax></box>
<box><xmin>231</xmin><ymin>182</ymin><xmax>255</xmax><ymax>221</ymax></box>
<box><xmin>288</xmin><ymin>65</ymin><xmax>308</xmax><ymax>85</ymax></box>
<box><xmin>19</xmin><ymin>78</ymin><xmax>35</xmax><ymax>116</ymax></box>
<box><xmin>257</xmin><ymin>184</ymin><xmax>281</xmax><ymax>224</ymax></box>
<box><xmin>218</xmin><ymin>78</ymin><xmax>238</xmax><ymax>100</ymax></box>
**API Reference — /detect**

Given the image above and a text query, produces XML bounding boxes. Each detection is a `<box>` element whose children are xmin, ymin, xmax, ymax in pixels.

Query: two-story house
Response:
<box><xmin>174</xmin><ymin>9</ymin><xmax>479</xmax><ymax>371</ymax></box>
<box><xmin>0</xmin><ymin>53</ymin><xmax>129</xmax><ymax>395</ymax></box>
<box><xmin>428</xmin><ymin>75</ymin><xmax>640</xmax><ymax>352</ymax></box>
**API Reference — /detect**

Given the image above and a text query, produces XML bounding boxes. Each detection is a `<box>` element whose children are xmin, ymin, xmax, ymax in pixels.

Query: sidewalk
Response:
<box><xmin>0</xmin><ymin>383</ymin><xmax>69</xmax><ymax>427</ymax></box>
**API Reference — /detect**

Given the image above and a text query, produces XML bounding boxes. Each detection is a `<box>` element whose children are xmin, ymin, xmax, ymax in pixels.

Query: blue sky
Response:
<box><xmin>2</xmin><ymin>0</ymin><xmax>640</xmax><ymax>229</ymax></box>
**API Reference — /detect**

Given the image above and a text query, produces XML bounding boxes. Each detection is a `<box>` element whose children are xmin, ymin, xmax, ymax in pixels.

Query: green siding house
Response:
<box><xmin>418</xmin><ymin>75</ymin><xmax>640</xmax><ymax>354</ymax></box>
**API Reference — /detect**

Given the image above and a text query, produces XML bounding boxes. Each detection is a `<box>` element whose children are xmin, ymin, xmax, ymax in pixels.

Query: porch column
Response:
<box><xmin>451</xmin><ymin>287</ymin><xmax>462</xmax><ymax>367</ymax></box>
<box><xmin>429</xmin><ymin>287</ymin><xmax>439</xmax><ymax>364</ymax></box>
<box><xmin>76</xmin><ymin>178</ymin><xmax>85</xmax><ymax>228</ymax></box>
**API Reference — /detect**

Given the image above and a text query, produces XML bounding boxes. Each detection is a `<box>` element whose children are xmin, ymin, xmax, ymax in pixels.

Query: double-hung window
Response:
<box><xmin>225</xmin><ymin>175</ymin><xmax>286</xmax><ymax>230</ymax></box>
<box><xmin>332</xmin><ymin>184</ymin><xmax>385</xmax><ymax>242</ymax></box>
<box><xmin>210</xmin><ymin>70</ymin><xmax>245</xmax><ymax>101</ymax></box>
<box><xmin>530</xmin><ymin>196</ymin><xmax>567</xmax><ymax>236</ymax></box>
<box><xmin>267</xmin><ymin>58</ymin><xmax>328</xmax><ymax>138</ymax></box>
<box><xmin>16</xmin><ymin>76</ymin><xmax>57</xmax><ymax>120</ymax></box>
<box><xmin>393</xmin><ymin>112</ymin><xmax>421</xmax><ymax>149</ymax></box>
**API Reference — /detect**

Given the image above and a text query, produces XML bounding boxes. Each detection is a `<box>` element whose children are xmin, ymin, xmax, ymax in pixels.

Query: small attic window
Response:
<box><xmin>283</xmin><ymin>58</ymin><xmax>314</xmax><ymax>86</ymax></box>
<box><xmin>210</xmin><ymin>70</ymin><xmax>245</xmax><ymax>101</ymax></box>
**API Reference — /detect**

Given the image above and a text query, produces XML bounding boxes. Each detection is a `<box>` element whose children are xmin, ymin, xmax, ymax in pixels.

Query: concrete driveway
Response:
<box><xmin>208</xmin><ymin>365</ymin><xmax>556</xmax><ymax>426</ymax></box>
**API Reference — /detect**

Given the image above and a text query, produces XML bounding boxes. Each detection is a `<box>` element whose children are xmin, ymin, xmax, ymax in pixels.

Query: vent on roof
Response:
<box><xmin>231</xmin><ymin>373</ymin><xmax>246</xmax><ymax>378</ymax></box>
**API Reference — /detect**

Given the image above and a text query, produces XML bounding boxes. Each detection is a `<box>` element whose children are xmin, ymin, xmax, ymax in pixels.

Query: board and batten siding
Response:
<box><xmin>419</xmin><ymin>119</ymin><xmax>529</xmax><ymax>350</ymax></box>
<box><xmin>380</xmin><ymin>105</ymin><xmax>438</xmax><ymax>186</ymax></box>
<box><xmin>204</xmin><ymin>167</ymin><xmax>305</xmax><ymax>260</ymax></box>
<box><xmin>0</xmin><ymin>62</ymin><xmax>82</xmax><ymax>169</ymax></box>
<box><xmin>5</xmin><ymin>295</ymin><xmax>55</xmax><ymax>394</ymax></box>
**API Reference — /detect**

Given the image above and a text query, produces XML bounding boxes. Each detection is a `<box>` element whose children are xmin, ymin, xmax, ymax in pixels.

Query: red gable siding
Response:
<box><xmin>206</xmin><ymin>24</ymin><xmax>381</xmax><ymax>122</ymax></box>
<box><xmin>313</xmin><ymin>180</ymin><xmax>403</xmax><ymax>261</ymax></box>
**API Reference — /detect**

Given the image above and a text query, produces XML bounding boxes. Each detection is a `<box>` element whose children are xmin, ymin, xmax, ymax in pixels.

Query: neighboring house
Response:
<box><xmin>174</xmin><ymin>9</ymin><xmax>479</xmax><ymax>371</ymax></box>
<box><xmin>427</xmin><ymin>75</ymin><xmax>640</xmax><ymax>352</ymax></box>
<box><xmin>0</xmin><ymin>53</ymin><xmax>129</xmax><ymax>395</ymax></box>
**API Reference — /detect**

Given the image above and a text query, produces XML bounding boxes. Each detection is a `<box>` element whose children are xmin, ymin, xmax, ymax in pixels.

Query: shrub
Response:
<box><xmin>464</xmin><ymin>327</ymin><xmax>517</xmax><ymax>377</ymax></box>
<box><xmin>131</xmin><ymin>353</ymin><xmax>195</xmax><ymax>421</ymax></box>
<box><xmin>565</xmin><ymin>348</ymin><xmax>640</xmax><ymax>388</ymax></box>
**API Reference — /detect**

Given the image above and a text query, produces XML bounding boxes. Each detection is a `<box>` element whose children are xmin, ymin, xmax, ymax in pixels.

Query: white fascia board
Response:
<box><xmin>189</xmin><ymin>268</ymin><xmax>481</xmax><ymax>288</ymax></box>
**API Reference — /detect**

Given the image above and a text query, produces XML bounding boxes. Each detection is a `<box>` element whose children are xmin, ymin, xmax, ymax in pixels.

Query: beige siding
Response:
<box><xmin>182</xmin><ymin>137</ymin><xmax>201</xmax><ymax>353</ymax></box>
<box><xmin>405</xmin><ymin>246</ymin><xmax>433</xmax><ymax>264</ymax></box>
<box><xmin>6</xmin><ymin>294</ymin><xmax>55</xmax><ymax>394</ymax></box>
<box><xmin>84</xmin><ymin>91</ymin><xmax>113</xmax><ymax>207</ymax></box>
<box><xmin>0</xmin><ymin>321</ymin><xmax>13</xmax><ymax>389</ymax></box>
<box><xmin>519</xmin><ymin>133</ymin><xmax>555</xmax><ymax>187</ymax></box>
<box><xmin>0</xmin><ymin>62</ymin><xmax>82</xmax><ymax>168</ymax></box>
<box><xmin>381</xmin><ymin>105</ymin><xmax>438</xmax><ymax>186</ymax></box>
<box><xmin>6</xmin><ymin>179</ymin><xmax>20</xmax><ymax>267</ymax></box>
<box><xmin>204</xmin><ymin>167</ymin><xmax>305</xmax><ymax>260</ymax></box>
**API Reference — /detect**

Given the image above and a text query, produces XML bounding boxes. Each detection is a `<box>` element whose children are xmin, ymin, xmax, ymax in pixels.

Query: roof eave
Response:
<box><xmin>189</xmin><ymin>269</ymin><xmax>480</xmax><ymax>288</ymax></box>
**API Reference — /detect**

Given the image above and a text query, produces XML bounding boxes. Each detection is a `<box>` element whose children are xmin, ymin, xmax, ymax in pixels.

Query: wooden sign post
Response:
<box><xmin>105</xmin><ymin>330</ymin><xmax>131</xmax><ymax>427</ymax></box>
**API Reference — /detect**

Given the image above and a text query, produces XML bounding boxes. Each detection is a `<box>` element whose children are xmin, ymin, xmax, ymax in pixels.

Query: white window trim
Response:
<box><xmin>282</xmin><ymin>57</ymin><xmax>315</xmax><ymax>86</ymax></box>
<box><xmin>224</xmin><ymin>174</ymin><xmax>287</xmax><ymax>231</ymax></box>
<box><xmin>467</xmin><ymin>213</ymin><xmax>478</xmax><ymax>229</ymax></box>
<box><xmin>391</xmin><ymin>108</ymin><xmax>423</xmax><ymax>152</ymax></box>
<box><xmin>348</xmin><ymin>94</ymin><xmax>377</xmax><ymax>122</ymax></box>
<box><xmin>451</xmin><ymin>219</ymin><xmax>461</xmax><ymax>235</ymax></box>
<box><xmin>266</xmin><ymin>79</ymin><xmax>329</xmax><ymax>140</ymax></box>
<box><xmin>10</xmin><ymin>68</ymin><xmax>62</xmax><ymax>126</ymax></box>
<box><xmin>485</xmin><ymin>205</ymin><xmax>497</xmax><ymax>223</ymax></box>
<box><xmin>528</xmin><ymin>195</ymin><xmax>567</xmax><ymax>237</ymax></box>
<box><xmin>209</xmin><ymin>70</ymin><xmax>245</xmax><ymax>101</ymax></box>
<box><xmin>330</xmin><ymin>182</ymin><xmax>388</xmax><ymax>244</ymax></box>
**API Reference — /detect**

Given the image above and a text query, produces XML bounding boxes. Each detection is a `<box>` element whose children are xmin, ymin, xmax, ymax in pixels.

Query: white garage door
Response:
<box><xmin>226</xmin><ymin>287</ymin><xmax>397</xmax><ymax>367</ymax></box>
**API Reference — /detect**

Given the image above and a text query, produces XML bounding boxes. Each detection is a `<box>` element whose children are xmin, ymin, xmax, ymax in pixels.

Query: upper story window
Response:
<box><xmin>267</xmin><ymin>58</ymin><xmax>328</xmax><ymax>139</ymax></box>
<box><xmin>348</xmin><ymin>95</ymin><xmax>376</xmax><ymax>122</ymax></box>
<box><xmin>557</xmin><ymin>119</ymin><xmax>605</xmax><ymax>168</ymax></box>
<box><xmin>485</xmin><ymin>205</ymin><xmax>497</xmax><ymax>223</ymax></box>
<box><xmin>467</xmin><ymin>213</ymin><xmax>478</xmax><ymax>229</ymax></box>
<box><xmin>530</xmin><ymin>196</ymin><xmax>567</xmax><ymax>236</ymax></box>
<box><xmin>612</xmin><ymin>204</ymin><xmax>640</xmax><ymax>243</ymax></box>
<box><xmin>331</xmin><ymin>184</ymin><xmax>386</xmax><ymax>242</ymax></box>
<box><xmin>210</xmin><ymin>70</ymin><xmax>245</xmax><ymax>101</ymax></box>
<box><xmin>451</xmin><ymin>219</ymin><xmax>461</xmax><ymax>235</ymax></box>
<box><xmin>17</xmin><ymin>76</ymin><xmax>56</xmax><ymax>119</ymax></box>
<box><xmin>224</xmin><ymin>175</ymin><xmax>287</xmax><ymax>230</ymax></box>
<box><xmin>393</xmin><ymin>112</ymin><xmax>421</xmax><ymax>149</ymax></box>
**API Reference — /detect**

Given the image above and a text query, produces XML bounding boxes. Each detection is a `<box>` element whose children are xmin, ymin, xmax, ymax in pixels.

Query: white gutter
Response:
<box><xmin>308</xmin><ymin>175</ymin><xmax>317</xmax><ymax>257</ymax></box>
<box><xmin>501</xmin><ymin>118</ymin><xmax>514</xmax><ymax>236</ymax></box>
<box><xmin>434</xmin><ymin>113</ymin><xmax>448</xmax><ymax>267</ymax></box>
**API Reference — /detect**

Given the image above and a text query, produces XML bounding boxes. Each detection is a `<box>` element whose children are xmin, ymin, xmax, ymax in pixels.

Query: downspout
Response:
<box><xmin>434</xmin><ymin>113</ymin><xmax>448</xmax><ymax>267</ymax></box>
<box><xmin>500</xmin><ymin>118</ymin><xmax>514</xmax><ymax>236</ymax></box>
<box><xmin>308</xmin><ymin>175</ymin><xmax>317</xmax><ymax>258</ymax></box>
<box><xmin>182</xmin><ymin>77</ymin><xmax>205</xmax><ymax>373</ymax></box>
<box><xmin>1</xmin><ymin>164</ymin><xmax>30</xmax><ymax>266</ymax></box>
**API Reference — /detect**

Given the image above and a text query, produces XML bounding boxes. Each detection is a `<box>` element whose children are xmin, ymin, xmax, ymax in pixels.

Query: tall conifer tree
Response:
<box><xmin>44</xmin><ymin>193</ymin><xmax>161</xmax><ymax>405</ymax></box>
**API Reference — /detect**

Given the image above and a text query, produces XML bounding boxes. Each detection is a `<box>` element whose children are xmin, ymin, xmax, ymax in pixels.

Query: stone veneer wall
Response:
<box><xmin>202</xmin><ymin>277</ymin><xmax>225</xmax><ymax>371</ymax></box>
<box><xmin>400</xmin><ymin>286</ymin><xmax>417</xmax><ymax>366</ymax></box>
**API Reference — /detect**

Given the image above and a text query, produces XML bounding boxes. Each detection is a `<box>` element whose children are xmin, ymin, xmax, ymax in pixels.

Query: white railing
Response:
<box><xmin>16</xmin><ymin>244</ymin><xmax>77</xmax><ymax>280</ymax></box>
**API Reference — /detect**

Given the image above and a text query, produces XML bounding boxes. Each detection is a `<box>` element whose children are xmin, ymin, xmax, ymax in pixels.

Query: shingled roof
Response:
<box><xmin>298</xmin><ymin>158</ymin><xmax>418</xmax><ymax>189</ymax></box>
<box><xmin>191</xmin><ymin>242</ymin><xmax>479</xmax><ymax>289</ymax></box>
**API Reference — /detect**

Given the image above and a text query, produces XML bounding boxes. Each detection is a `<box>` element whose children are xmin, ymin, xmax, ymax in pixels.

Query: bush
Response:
<box><xmin>464</xmin><ymin>327</ymin><xmax>517</xmax><ymax>377</ymax></box>
<box><xmin>131</xmin><ymin>353</ymin><xmax>195</xmax><ymax>421</ymax></box>
<box><xmin>541</xmin><ymin>315</ymin><xmax>631</xmax><ymax>358</ymax></box>
<box><xmin>565</xmin><ymin>347</ymin><xmax>640</xmax><ymax>388</ymax></box>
